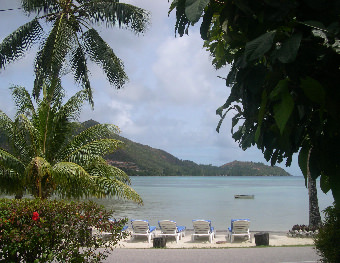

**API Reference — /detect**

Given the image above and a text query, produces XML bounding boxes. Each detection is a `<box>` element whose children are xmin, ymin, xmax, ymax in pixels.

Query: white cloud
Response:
<box><xmin>0</xmin><ymin>0</ymin><xmax>302</xmax><ymax>176</ymax></box>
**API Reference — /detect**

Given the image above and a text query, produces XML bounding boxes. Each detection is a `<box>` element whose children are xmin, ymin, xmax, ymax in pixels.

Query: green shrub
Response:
<box><xmin>314</xmin><ymin>204</ymin><xmax>340</xmax><ymax>263</ymax></box>
<box><xmin>0</xmin><ymin>198</ymin><xmax>128</xmax><ymax>262</ymax></box>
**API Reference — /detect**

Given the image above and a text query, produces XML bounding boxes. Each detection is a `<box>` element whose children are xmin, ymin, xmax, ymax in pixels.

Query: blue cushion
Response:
<box><xmin>177</xmin><ymin>226</ymin><xmax>186</xmax><ymax>232</ymax></box>
<box><xmin>122</xmin><ymin>225</ymin><xmax>128</xmax><ymax>231</ymax></box>
<box><xmin>149</xmin><ymin>226</ymin><xmax>156</xmax><ymax>232</ymax></box>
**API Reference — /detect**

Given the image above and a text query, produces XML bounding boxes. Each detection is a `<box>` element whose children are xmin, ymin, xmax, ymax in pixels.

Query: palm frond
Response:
<box><xmin>10</xmin><ymin>85</ymin><xmax>35</xmax><ymax>117</ymax></box>
<box><xmin>86</xmin><ymin>157</ymin><xmax>131</xmax><ymax>184</ymax></box>
<box><xmin>83</xmin><ymin>28</ymin><xmax>128</xmax><ymax>89</ymax></box>
<box><xmin>52</xmin><ymin>161</ymin><xmax>96</xmax><ymax>198</ymax></box>
<box><xmin>94</xmin><ymin>176</ymin><xmax>143</xmax><ymax>204</ymax></box>
<box><xmin>16</xmin><ymin>114</ymin><xmax>42</xmax><ymax>157</ymax></box>
<box><xmin>79</xmin><ymin>0</ymin><xmax>150</xmax><ymax>33</ymax></box>
<box><xmin>64</xmin><ymin>138</ymin><xmax>124</xmax><ymax>166</ymax></box>
<box><xmin>41</xmin><ymin>78</ymin><xmax>65</xmax><ymax>110</ymax></box>
<box><xmin>56</xmin><ymin>124</ymin><xmax>120</xmax><ymax>161</ymax></box>
<box><xmin>21</xmin><ymin>0</ymin><xmax>61</xmax><ymax>15</ymax></box>
<box><xmin>0</xmin><ymin>111</ymin><xmax>15</xmax><ymax>140</ymax></box>
<box><xmin>34</xmin><ymin>16</ymin><xmax>75</xmax><ymax>99</ymax></box>
<box><xmin>57</xmin><ymin>89</ymin><xmax>88</xmax><ymax>122</ymax></box>
<box><xmin>0</xmin><ymin>111</ymin><xmax>34</xmax><ymax>163</ymax></box>
<box><xmin>0</xmin><ymin>148</ymin><xmax>26</xmax><ymax>175</ymax></box>
<box><xmin>71</xmin><ymin>46</ymin><xmax>93</xmax><ymax>106</ymax></box>
<box><xmin>43</xmin><ymin>89</ymin><xmax>88</xmax><ymax>162</ymax></box>
<box><xmin>0</xmin><ymin>18</ymin><xmax>42</xmax><ymax>69</ymax></box>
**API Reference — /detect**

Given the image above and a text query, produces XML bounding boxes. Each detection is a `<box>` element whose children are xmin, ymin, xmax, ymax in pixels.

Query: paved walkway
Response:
<box><xmin>104</xmin><ymin>247</ymin><xmax>320</xmax><ymax>263</ymax></box>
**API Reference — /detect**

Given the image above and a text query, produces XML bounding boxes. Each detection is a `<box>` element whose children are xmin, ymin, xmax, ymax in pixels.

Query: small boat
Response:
<box><xmin>234</xmin><ymin>195</ymin><xmax>254</xmax><ymax>199</ymax></box>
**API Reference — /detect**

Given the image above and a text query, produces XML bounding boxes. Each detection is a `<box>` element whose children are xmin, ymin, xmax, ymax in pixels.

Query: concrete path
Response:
<box><xmin>104</xmin><ymin>247</ymin><xmax>320</xmax><ymax>263</ymax></box>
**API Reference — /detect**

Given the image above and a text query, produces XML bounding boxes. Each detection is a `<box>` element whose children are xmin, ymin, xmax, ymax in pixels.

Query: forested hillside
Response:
<box><xmin>0</xmin><ymin>119</ymin><xmax>292</xmax><ymax>177</ymax></box>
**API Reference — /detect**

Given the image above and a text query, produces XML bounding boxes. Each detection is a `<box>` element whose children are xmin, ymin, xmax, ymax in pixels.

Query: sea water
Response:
<box><xmin>94</xmin><ymin>176</ymin><xmax>333</xmax><ymax>231</ymax></box>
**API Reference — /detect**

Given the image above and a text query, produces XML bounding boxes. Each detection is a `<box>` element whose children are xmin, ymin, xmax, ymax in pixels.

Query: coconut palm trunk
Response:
<box><xmin>307</xmin><ymin>150</ymin><xmax>321</xmax><ymax>228</ymax></box>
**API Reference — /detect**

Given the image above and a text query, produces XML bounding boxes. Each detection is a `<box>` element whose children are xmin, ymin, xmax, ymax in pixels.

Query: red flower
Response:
<box><xmin>32</xmin><ymin>212</ymin><xmax>39</xmax><ymax>221</ymax></box>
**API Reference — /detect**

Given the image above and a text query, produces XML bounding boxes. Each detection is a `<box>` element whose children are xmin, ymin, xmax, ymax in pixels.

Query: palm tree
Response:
<box><xmin>307</xmin><ymin>149</ymin><xmax>321</xmax><ymax>228</ymax></box>
<box><xmin>0</xmin><ymin>0</ymin><xmax>150</xmax><ymax>106</ymax></box>
<box><xmin>0</xmin><ymin>81</ymin><xmax>142</xmax><ymax>203</ymax></box>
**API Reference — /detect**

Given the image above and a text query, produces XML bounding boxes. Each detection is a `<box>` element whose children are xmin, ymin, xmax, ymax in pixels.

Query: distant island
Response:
<box><xmin>0</xmin><ymin>119</ymin><xmax>291</xmax><ymax>177</ymax></box>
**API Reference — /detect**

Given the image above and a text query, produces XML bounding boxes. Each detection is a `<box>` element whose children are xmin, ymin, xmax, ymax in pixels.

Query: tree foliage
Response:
<box><xmin>314</xmin><ymin>204</ymin><xmax>340</xmax><ymax>263</ymax></box>
<box><xmin>0</xmin><ymin>82</ymin><xmax>142</xmax><ymax>203</ymax></box>
<box><xmin>0</xmin><ymin>0</ymin><xmax>150</xmax><ymax>106</ymax></box>
<box><xmin>169</xmin><ymin>0</ymin><xmax>340</xmax><ymax>207</ymax></box>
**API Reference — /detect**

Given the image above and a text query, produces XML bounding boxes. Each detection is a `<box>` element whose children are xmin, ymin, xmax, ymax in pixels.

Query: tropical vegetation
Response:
<box><xmin>0</xmin><ymin>0</ymin><xmax>150</xmax><ymax>106</ymax></box>
<box><xmin>0</xmin><ymin>198</ymin><xmax>127</xmax><ymax>262</ymax></box>
<box><xmin>314</xmin><ymin>204</ymin><xmax>340</xmax><ymax>263</ymax></box>
<box><xmin>0</xmin><ymin>83</ymin><xmax>142</xmax><ymax>203</ymax></box>
<box><xmin>169</xmin><ymin>0</ymin><xmax>340</xmax><ymax>209</ymax></box>
<box><xmin>102</xmin><ymin>128</ymin><xmax>291</xmax><ymax>177</ymax></box>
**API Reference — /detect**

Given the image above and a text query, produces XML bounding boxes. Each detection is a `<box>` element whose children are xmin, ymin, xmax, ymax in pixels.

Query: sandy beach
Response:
<box><xmin>114</xmin><ymin>230</ymin><xmax>315</xmax><ymax>249</ymax></box>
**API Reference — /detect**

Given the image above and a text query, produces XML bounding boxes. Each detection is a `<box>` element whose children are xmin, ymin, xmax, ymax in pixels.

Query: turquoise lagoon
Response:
<box><xmin>93</xmin><ymin>176</ymin><xmax>334</xmax><ymax>232</ymax></box>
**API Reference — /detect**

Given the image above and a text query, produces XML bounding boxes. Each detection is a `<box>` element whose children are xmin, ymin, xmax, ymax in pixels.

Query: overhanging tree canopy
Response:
<box><xmin>169</xmin><ymin>0</ymin><xmax>340</xmax><ymax>207</ymax></box>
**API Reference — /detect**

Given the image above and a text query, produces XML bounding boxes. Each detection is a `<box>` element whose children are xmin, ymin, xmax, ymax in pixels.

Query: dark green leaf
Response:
<box><xmin>276</xmin><ymin>33</ymin><xmax>302</xmax><ymax>63</ymax></box>
<box><xmin>245</xmin><ymin>31</ymin><xmax>276</xmax><ymax>61</ymax></box>
<box><xmin>320</xmin><ymin>174</ymin><xmax>331</xmax><ymax>194</ymax></box>
<box><xmin>270</xmin><ymin>80</ymin><xmax>294</xmax><ymax>134</ymax></box>
<box><xmin>309</xmin><ymin>149</ymin><xmax>321</xmax><ymax>180</ymax></box>
<box><xmin>255</xmin><ymin>90</ymin><xmax>268</xmax><ymax>143</ymax></box>
<box><xmin>300</xmin><ymin>77</ymin><xmax>325</xmax><ymax>106</ymax></box>
<box><xmin>185</xmin><ymin>0</ymin><xmax>210</xmax><ymax>23</ymax></box>
<box><xmin>298</xmin><ymin>146</ymin><xmax>309</xmax><ymax>187</ymax></box>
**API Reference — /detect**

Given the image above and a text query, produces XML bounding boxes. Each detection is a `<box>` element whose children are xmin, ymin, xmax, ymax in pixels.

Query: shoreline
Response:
<box><xmin>114</xmin><ymin>230</ymin><xmax>315</xmax><ymax>249</ymax></box>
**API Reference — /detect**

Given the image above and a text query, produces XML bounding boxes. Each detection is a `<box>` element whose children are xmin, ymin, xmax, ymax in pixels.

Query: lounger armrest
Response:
<box><xmin>210</xmin><ymin>226</ymin><xmax>215</xmax><ymax>233</ymax></box>
<box><xmin>228</xmin><ymin>227</ymin><xmax>232</xmax><ymax>232</ymax></box>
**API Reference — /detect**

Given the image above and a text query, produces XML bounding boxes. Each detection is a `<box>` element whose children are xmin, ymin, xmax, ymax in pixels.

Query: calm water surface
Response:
<box><xmin>92</xmin><ymin>176</ymin><xmax>334</xmax><ymax>231</ymax></box>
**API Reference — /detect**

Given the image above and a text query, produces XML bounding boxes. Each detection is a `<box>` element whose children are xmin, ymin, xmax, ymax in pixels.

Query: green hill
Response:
<box><xmin>80</xmin><ymin>120</ymin><xmax>290</xmax><ymax>177</ymax></box>
<box><xmin>0</xmin><ymin>119</ymin><xmax>292</xmax><ymax>177</ymax></box>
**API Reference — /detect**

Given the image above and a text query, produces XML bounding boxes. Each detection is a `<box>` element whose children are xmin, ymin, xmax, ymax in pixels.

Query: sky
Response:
<box><xmin>0</xmin><ymin>0</ymin><xmax>302</xmax><ymax>176</ymax></box>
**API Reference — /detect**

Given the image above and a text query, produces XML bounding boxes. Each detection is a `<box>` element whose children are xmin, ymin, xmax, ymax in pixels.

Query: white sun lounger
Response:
<box><xmin>228</xmin><ymin>219</ymin><xmax>251</xmax><ymax>243</ymax></box>
<box><xmin>131</xmin><ymin>220</ymin><xmax>156</xmax><ymax>243</ymax></box>
<box><xmin>191</xmin><ymin>219</ymin><xmax>215</xmax><ymax>243</ymax></box>
<box><xmin>158</xmin><ymin>220</ymin><xmax>186</xmax><ymax>243</ymax></box>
